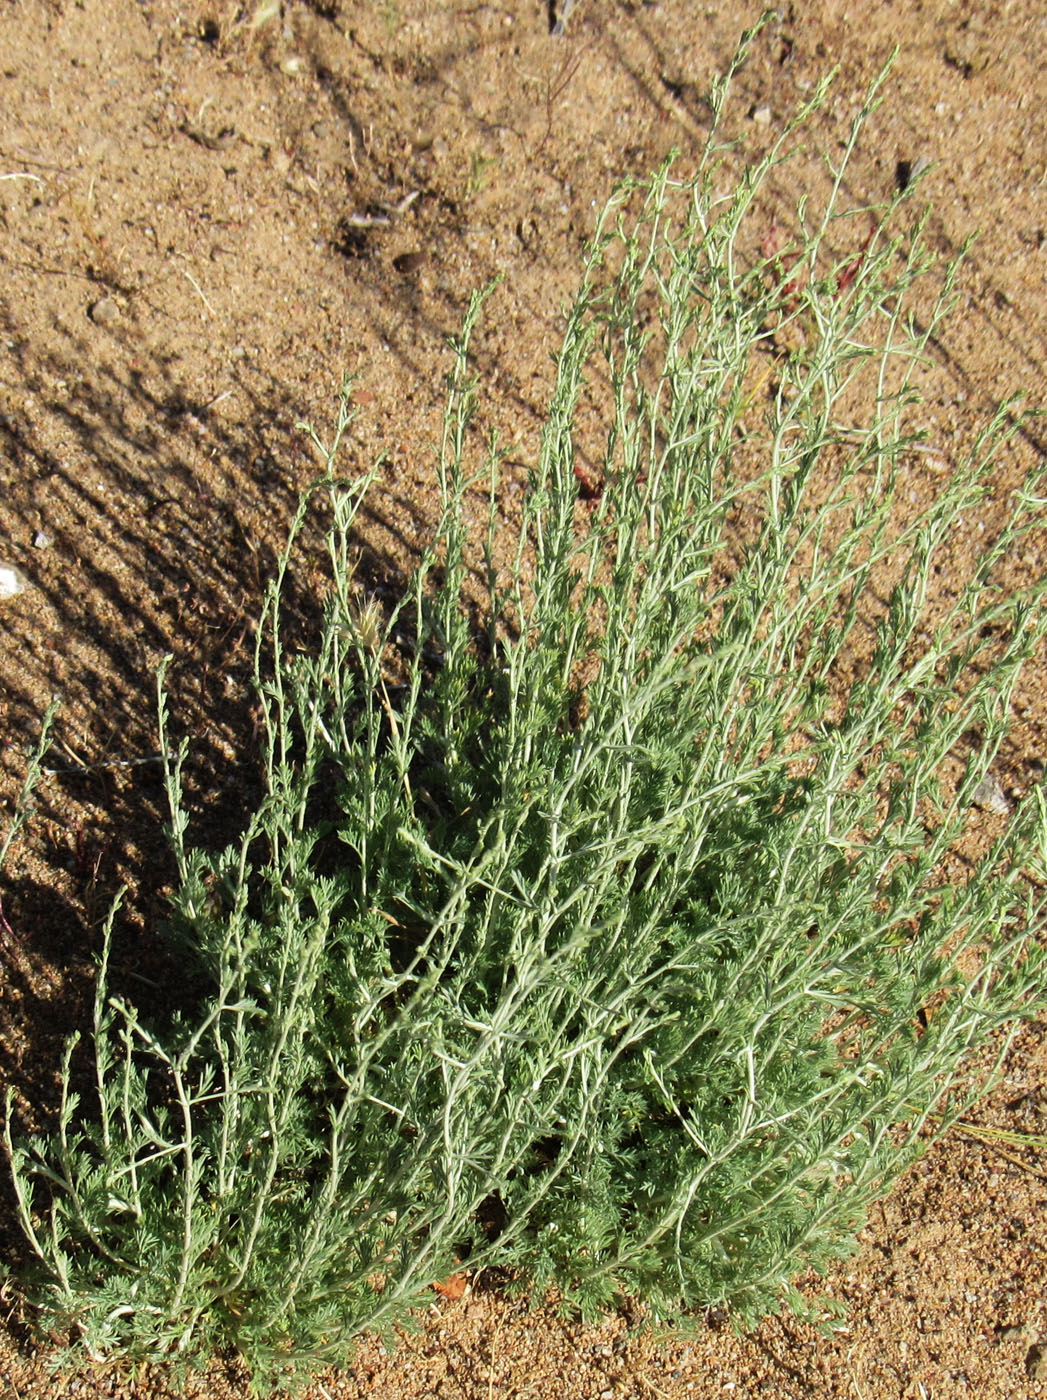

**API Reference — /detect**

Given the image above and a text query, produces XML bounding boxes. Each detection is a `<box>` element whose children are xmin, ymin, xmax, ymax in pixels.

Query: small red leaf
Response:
<box><xmin>431</xmin><ymin>1271</ymin><xmax>468</xmax><ymax>1301</ymax></box>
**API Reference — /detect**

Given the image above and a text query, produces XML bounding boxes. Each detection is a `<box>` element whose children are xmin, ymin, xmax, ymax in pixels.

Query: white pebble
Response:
<box><xmin>0</xmin><ymin>562</ymin><xmax>28</xmax><ymax>598</ymax></box>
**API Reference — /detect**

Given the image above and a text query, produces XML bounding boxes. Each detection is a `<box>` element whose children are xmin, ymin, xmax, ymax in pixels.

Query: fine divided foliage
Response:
<box><xmin>6</xmin><ymin>45</ymin><xmax>1047</xmax><ymax>1394</ymax></box>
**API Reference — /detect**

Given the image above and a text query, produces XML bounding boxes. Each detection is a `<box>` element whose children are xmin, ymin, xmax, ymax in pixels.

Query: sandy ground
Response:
<box><xmin>1</xmin><ymin>1</ymin><xmax>1047</xmax><ymax>1395</ymax></box>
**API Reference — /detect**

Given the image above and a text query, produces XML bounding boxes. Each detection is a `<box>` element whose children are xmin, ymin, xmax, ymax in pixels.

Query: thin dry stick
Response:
<box><xmin>182</xmin><ymin>267</ymin><xmax>216</xmax><ymax>317</ymax></box>
<box><xmin>487</xmin><ymin>1312</ymin><xmax>503</xmax><ymax>1400</ymax></box>
<box><xmin>952</xmin><ymin>1125</ymin><xmax>1047</xmax><ymax>1183</ymax></box>
<box><xmin>44</xmin><ymin>753</ymin><xmax>167</xmax><ymax>775</ymax></box>
<box><xmin>638</xmin><ymin>1375</ymin><xmax>674</xmax><ymax>1399</ymax></box>
<box><xmin>916</xmin><ymin>1103</ymin><xmax>1047</xmax><ymax>1183</ymax></box>
<box><xmin>551</xmin><ymin>0</ymin><xmax>579</xmax><ymax>35</ymax></box>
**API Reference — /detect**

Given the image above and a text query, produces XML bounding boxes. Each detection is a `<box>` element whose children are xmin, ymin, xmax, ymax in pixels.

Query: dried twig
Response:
<box><xmin>182</xmin><ymin>267</ymin><xmax>217</xmax><ymax>317</ymax></box>
<box><xmin>551</xmin><ymin>0</ymin><xmax>580</xmax><ymax>36</ymax></box>
<box><xmin>344</xmin><ymin>189</ymin><xmax>419</xmax><ymax>229</ymax></box>
<box><xmin>638</xmin><ymin>1375</ymin><xmax>673</xmax><ymax>1399</ymax></box>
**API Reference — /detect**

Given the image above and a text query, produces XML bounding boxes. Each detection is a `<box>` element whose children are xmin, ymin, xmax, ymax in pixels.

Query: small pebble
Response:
<box><xmin>972</xmin><ymin>772</ymin><xmax>1011</xmax><ymax>815</ymax></box>
<box><xmin>1027</xmin><ymin>1343</ymin><xmax>1047</xmax><ymax>1380</ymax></box>
<box><xmin>0</xmin><ymin>561</ymin><xmax>28</xmax><ymax>598</ymax></box>
<box><xmin>897</xmin><ymin>154</ymin><xmax>933</xmax><ymax>191</ymax></box>
<box><xmin>32</xmin><ymin>529</ymin><xmax>53</xmax><ymax>549</ymax></box>
<box><xmin>516</xmin><ymin>215</ymin><xmax>539</xmax><ymax>248</ymax></box>
<box><xmin>998</xmin><ymin>1324</ymin><xmax>1032</xmax><ymax>1342</ymax></box>
<box><xmin>751</xmin><ymin>104</ymin><xmax>772</xmax><ymax>125</ymax></box>
<box><xmin>393</xmin><ymin>250</ymin><xmax>426</xmax><ymax>275</ymax></box>
<box><xmin>88</xmin><ymin>296</ymin><xmax>120</xmax><ymax>326</ymax></box>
